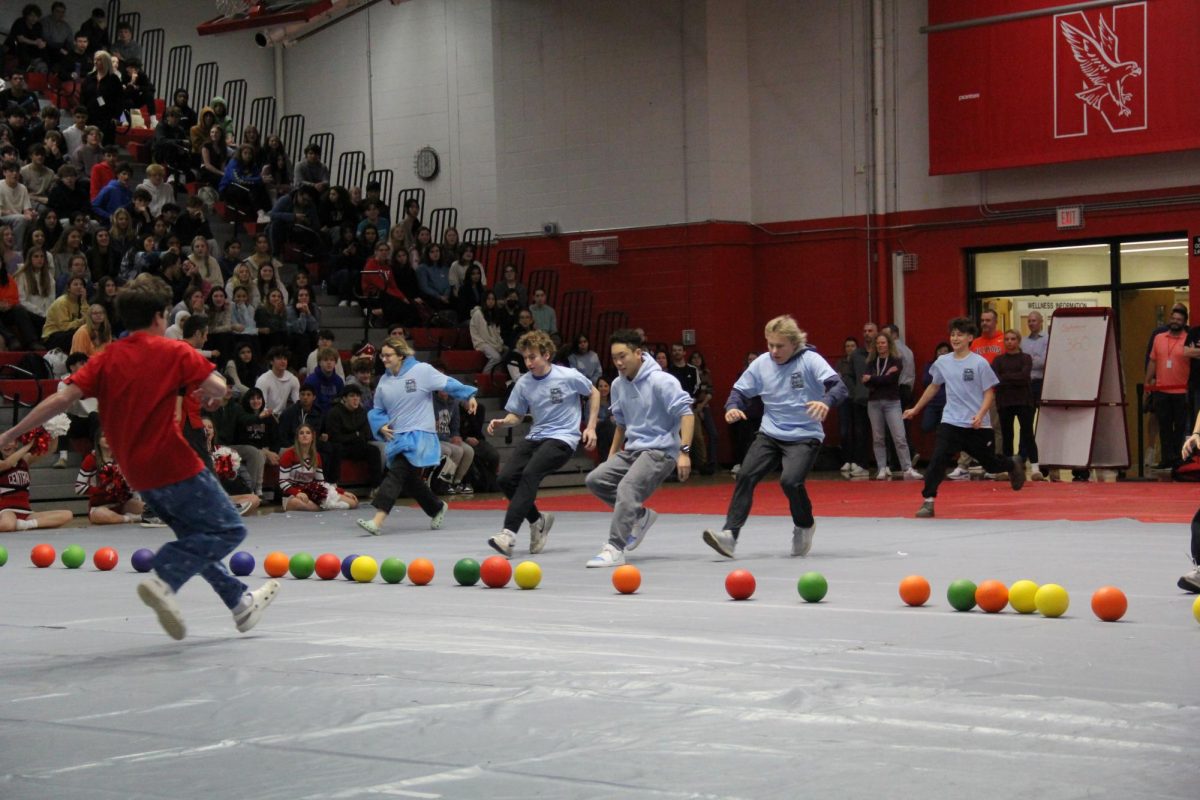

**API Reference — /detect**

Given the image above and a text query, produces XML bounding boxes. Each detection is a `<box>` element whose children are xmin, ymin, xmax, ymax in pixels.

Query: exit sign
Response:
<box><xmin>1056</xmin><ymin>206</ymin><xmax>1084</xmax><ymax>230</ymax></box>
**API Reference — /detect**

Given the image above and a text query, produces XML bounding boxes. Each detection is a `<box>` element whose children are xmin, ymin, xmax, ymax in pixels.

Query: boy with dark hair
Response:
<box><xmin>486</xmin><ymin>330</ymin><xmax>599</xmax><ymax>557</ymax></box>
<box><xmin>302</xmin><ymin>347</ymin><xmax>345</xmax><ymax>414</ymax></box>
<box><xmin>91</xmin><ymin>161</ymin><xmax>133</xmax><ymax>222</ymax></box>
<box><xmin>903</xmin><ymin>317</ymin><xmax>1026</xmax><ymax>518</ymax></box>
<box><xmin>585</xmin><ymin>329</ymin><xmax>694</xmax><ymax>567</ymax></box>
<box><xmin>88</xmin><ymin>144</ymin><xmax>119</xmax><ymax>201</ymax></box>
<box><xmin>0</xmin><ymin>274</ymin><xmax>279</xmax><ymax>640</ymax></box>
<box><xmin>47</xmin><ymin>163</ymin><xmax>89</xmax><ymax>220</ymax></box>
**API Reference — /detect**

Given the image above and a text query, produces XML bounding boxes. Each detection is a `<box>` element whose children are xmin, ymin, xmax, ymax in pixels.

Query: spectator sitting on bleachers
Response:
<box><xmin>170</xmin><ymin>288</ymin><xmax>205</xmax><ymax>328</ymax></box>
<box><xmin>440</xmin><ymin>226</ymin><xmax>462</xmax><ymax>265</ymax></box>
<box><xmin>42</xmin><ymin>274</ymin><xmax>87</xmax><ymax>350</ymax></box>
<box><xmin>455</xmin><ymin>259</ymin><xmax>486</xmax><ymax>320</ymax></box>
<box><xmin>225</xmin><ymin>260</ymin><xmax>258</xmax><ymax>306</ymax></box>
<box><xmin>41</xmin><ymin>3</ymin><xmax>75</xmax><ymax>67</ymax></box>
<box><xmin>205</xmin><ymin>286</ymin><xmax>234</xmax><ymax>359</ymax></box>
<box><xmin>0</xmin><ymin>226</ymin><xmax>19</xmax><ymax>275</ymax></box>
<box><xmin>306</xmin><ymin>330</ymin><xmax>345</xmax><ymax>378</ymax></box>
<box><xmin>469</xmin><ymin>290</ymin><xmax>506</xmax><ymax>373</ymax></box>
<box><xmin>302</xmin><ymin>347</ymin><xmax>344</xmax><ymax>414</ymax></box>
<box><xmin>1</xmin><ymin>165</ymin><xmax>35</xmax><ymax>246</ymax></box>
<box><xmin>171</xmin><ymin>89</ymin><xmax>196</xmax><ymax>133</ymax></box>
<box><xmin>279</xmin><ymin>423</ymin><xmax>356</xmax><ymax>511</ymax></box>
<box><xmin>198</xmin><ymin>124</ymin><xmax>230</xmax><ymax>188</ymax></box>
<box><xmin>254</xmin><ymin>346</ymin><xmax>299</xmax><ymax>415</ymax></box>
<box><xmin>54</xmin><ymin>251</ymin><xmax>90</xmax><ymax>296</ymax></box>
<box><xmin>188</xmin><ymin>106</ymin><xmax>216</xmax><ymax>154</ymax></box>
<box><xmin>151</xmin><ymin>108</ymin><xmax>190</xmax><ymax>181</ymax></box>
<box><xmin>255</xmin><ymin>288</ymin><xmax>289</xmax><ymax>354</ymax></box>
<box><xmin>458</xmin><ymin>396</ymin><xmax>501</xmax><ymax>493</ymax></box>
<box><xmin>91</xmin><ymin>160</ymin><xmax>131</xmax><ymax>222</ymax></box>
<box><xmin>502</xmin><ymin>308</ymin><xmax>536</xmax><ymax>384</ymax></box>
<box><xmin>69</xmin><ymin>301</ymin><xmax>111</xmax><ymax>356</ymax></box>
<box><xmin>229</xmin><ymin>286</ymin><xmax>257</xmax><ymax>351</ymax></box>
<box><xmin>119</xmin><ymin>58</ymin><xmax>155</xmax><ymax>126</ymax></box>
<box><xmin>267</xmin><ymin>184</ymin><xmax>318</xmax><ymax>259</ymax></box>
<box><xmin>6</xmin><ymin>6</ymin><xmax>47</xmax><ymax>72</ymax></box>
<box><xmin>41</xmin><ymin>129</ymin><xmax>65</xmax><ymax>172</ymax></box>
<box><xmin>236</xmin><ymin>388</ymin><xmax>279</xmax><ymax>495</ymax></box>
<box><xmin>187</xmin><ymin>235</ymin><xmax>223</xmax><ymax>287</ymax></box>
<box><xmin>355</xmin><ymin>200</ymin><xmax>388</xmax><ymax>240</ymax></box>
<box><xmin>110</xmin><ymin>20</ymin><xmax>141</xmax><ymax>64</ymax></box>
<box><xmin>139</xmin><ymin>164</ymin><xmax>176</xmax><ymax>217</ymax></box>
<box><xmin>20</xmin><ymin>144</ymin><xmax>54</xmax><ymax>208</ymax></box>
<box><xmin>254</xmin><ymin>258</ymin><xmax>287</xmax><ymax>305</ymax></box>
<box><xmin>433</xmin><ymin>389</ymin><xmax>475</xmax><ymax>494</ymax></box>
<box><xmin>324</xmin><ymin>384</ymin><xmax>382</xmax><ymax>486</ymax></box>
<box><xmin>126</xmin><ymin>187</ymin><xmax>154</xmax><ymax>234</ymax></box>
<box><xmin>345</xmin><ymin>357</ymin><xmax>374</xmax><ymax>408</ymax></box>
<box><xmin>529</xmin><ymin>288</ymin><xmax>558</xmax><ymax>343</ymax></box>
<box><xmin>78</xmin><ymin>7</ymin><xmax>110</xmax><ymax>56</ymax></box>
<box><xmin>286</xmin><ymin>286</ymin><xmax>320</xmax><ymax>363</ymax></box>
<box><xmin>90</xmin><ymin>276</ymin><xmax>120</xmax><ymax>335</ymax></box>
<box><xmin>62</xmin><ymin>107</ymin><xmax>88</xmax><ymax>154</ymax></box>
<box><xmin>260</xmin><ymin>133</ymin><xmax>291</xmax><ymax>200</ymax></box>
<box><xmin>496</xmin><ymin>262</ymin><xmax>527</xmax><ymax>307</ymax></box>
<box><xmin>5</xmin><ymin>106</ymin><xmax>34</xmax><ymax>158</ymax></box>
<box><xmin>225</xmin><ymin>341</ymin><xmax>263</xmax><ymax>399</ymax></box>
<box><xmin>217</xmin><ymin>239</ymin><xmax>241</xmax><ymax>278</ymax></box>
<box><xmin>75</xmin><ymin>130</ymin><xmax>106</xmax><ymax>193</ymax></box>
<box><xmin>87</xmin><ymin>143</ymin><xmax>117</xmax><ymax>200</ymax></box>
<box><xmin>318</xmin><ymin>185</ymin><xmax>358</xmax><ymax>244</ymax></box>
<box><xmin>407</xmin><ymin>225</ymin><xmax>431</xmax><ymax>267</ymax></box>
<box><xmin>416</xmin><ymin>243</ymin><xmax>455</xmax><ymax>320</ymax></box>
<box><xmin>117</xmin><ymin>232</ymin><xmax>159</xmax><ymax>285</ymax></box>
<box><xmin>15</xmin><ymin>247</ymin><xmax>55</xmax><ymax>328</ymax></box>
<box><xmin>51</xmin><ymin>226</ymin><xmax>83</xmax><ymax>274</ymax></box>
<box><xmin>568</xmin><ymin>333</ymin><xmax>602</xmax><ymax>385</ymax></box>
<box><xmin>56</xmin><ymin>33</ymin><xmax>91</xmax><ymax>84</ymax></box>
<box><xmin>358</xmin><ymin>181</ymin><xmax>389</xmax><ymax>220</ymax></box>
<box><xmin>497</xmin><ymin>290</ymin><xmax>523</xmax><ymax>344</ymax></box>
<box><xmin>0</xmin><ymin>257</ymin><xmax>41</xmax><ymax>349</ymax></box>
<box><xmin>0</xmin><ymin>73</ymin><xmax>40</xmax><ymax>118</ymax></box>
<box><xmin>294</xmin><ymin>143</ymin><xmax>330</xmax><ymax>195</ymax></box>
<box><xmin>328</xmin><ymin>225</ymin><xmax>366</xmax><ymax>307</ymax></box>
<box><xmin>278</xmin><ymin>386</ymin><xmax>327</xmax><ymax>447</ymax></box>
<box><xmin>175</xmin><ymin>195</ymin><xmax>214</xmax><ymax>251</ymax></box>
<box><xmin>46</xmin><ymin>163</ymin><xmax>88</xmax><ymax>221</ymax></box>
<box><xmin>448</xmin><ymin>244</ymin><xmax>483</xmax><ymax>291</ymax></box>
<box><xmin>375</xmin><ymin>245</ymin><xmax>422</xmax><ymax>328</ymax></box>
<box><xmin>220</xmin><ymin>144</ymin><xmax>270</xmax><ymax>222</ymax></box>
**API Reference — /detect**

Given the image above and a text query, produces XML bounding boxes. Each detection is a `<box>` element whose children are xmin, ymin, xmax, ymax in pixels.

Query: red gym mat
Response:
<box><xmin>461</xmin><ymin>478</ymin><xmax>1199</xmax><ymax>523</ymax></box>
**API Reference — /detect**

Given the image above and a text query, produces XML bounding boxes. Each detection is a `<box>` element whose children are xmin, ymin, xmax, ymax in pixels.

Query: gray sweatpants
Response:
<box><xmin>724</xmin><ymin>433</ymin><xmax>820</xmax><ymax>536</ymax></box>
<box><xmin>585</xmin><ymin>449</ymin><xmax>677</xmax><ymax>549</ymax></box>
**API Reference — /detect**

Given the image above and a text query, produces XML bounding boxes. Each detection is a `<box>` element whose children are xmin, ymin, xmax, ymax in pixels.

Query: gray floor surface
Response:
<box><xmin>0</xmin><ymin>507</ymin><xmax>1196</xmax><ymax>799</ymax></box>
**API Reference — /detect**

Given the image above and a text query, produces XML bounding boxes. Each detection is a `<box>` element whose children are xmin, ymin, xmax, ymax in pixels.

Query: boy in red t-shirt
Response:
<box><xmin>0</xmin><ymin>275</ymin><xmax>279</xmax><ymax>640</ymax></box>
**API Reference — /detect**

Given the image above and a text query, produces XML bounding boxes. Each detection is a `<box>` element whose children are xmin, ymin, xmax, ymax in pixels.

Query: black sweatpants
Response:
<box><xmin>723</xmin><ymin>433</ymin><xmax>820</xmax><ymax>535</ymax></box>
<box><xmin>498</xmin><ymin>438</ymin><xmax>573</xmax><ymax>533</ymax></box>
<box><xmin>373</xmin><ymin>452</ymin><xmax>443</xmax><ymax>518</ymax></box>
<box><xmin>923</xmin><ymin>423</ymin><xmax>1015</xmax><ymax>499</ymax></box>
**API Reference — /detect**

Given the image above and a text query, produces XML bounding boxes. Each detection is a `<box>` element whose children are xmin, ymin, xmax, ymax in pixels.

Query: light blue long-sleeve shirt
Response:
<box><xmin>369</xmin><ymin>357</ymin><xmax>477</xmax><ymax>467</ymax></box>
<box><xmin>726</xmin><ymin>348</ymin><xmax>845</xmax><ymax>442</ymax></box>
<box><xmin>610</xmin><ymin>354</ymin><xmax>693</xmax><ymax>457</ymax></box>
<box><xmin>506</xmin><ymin>365</ymin><xmax>593</xmax><ymax>449</ymax></box>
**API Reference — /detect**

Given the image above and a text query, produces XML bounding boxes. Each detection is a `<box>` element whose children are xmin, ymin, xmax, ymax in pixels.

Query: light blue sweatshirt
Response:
<box><xmin>610</xmin><ymin>353</ymin><xmax>693</xmax><ymax>457</ymax></box>
<box><xmin>368</xmin><ymin>357</ymin><xmax>477</xmax><ymax>467</ymax></box>
<box><xmin>726</xmin><ymin>347</ymin><xmax>846</xmax><ymax>442</ymax></box>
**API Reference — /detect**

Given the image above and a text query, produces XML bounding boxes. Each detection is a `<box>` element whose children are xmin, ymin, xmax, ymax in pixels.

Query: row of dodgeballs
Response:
<box><xmin>235</xmin><ymin>550</ymin><xmax>545</xmax><ymax>590</ymax></box>
<box><xmin>7</xmin><ymin>546</ymin><xmax>1199</xmax><ymax>623</ymax></box>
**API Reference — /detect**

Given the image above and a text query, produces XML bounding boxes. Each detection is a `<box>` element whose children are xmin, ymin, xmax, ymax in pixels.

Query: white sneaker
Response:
<box><xmin>702</xmin><ymin>528</ymin><xmax>736</xmax><ymax>558</ymax></box>
<box><xmin>1030</xmin><ymin>463</ymin><xmax>1045</xmax><ymax>481</ymax></box>
<box><xmin>1179</xmin><ymin>562</ymin><xmax>1200</xmax><ymax>593</ymax></box>
<box><xmin>586</xmin><ymin>543</ymin><xmax>625</xmax><ymax>568</ymax></box>
<box><xmin>792</xmin><ymin>524</ymin><xmax>814</xmax><ymax>557</ymax></box>
<box><xmin>338</xmin><ymin>300</ymin><xmax>349</xmax><ymax>307</ymax></box>
<box><xmin>730</xmin><ymin>464</ymin><xmax>741</xmax><ymax>477</ymax></box>
<box><xmin>529</xmin><ymin>512</ymin><xmax>554</xmax><ymax>554</ymax></box>
<box><xmin>256</xmin><ymin>211</ymin><xmax>271</xmax><ymax>224</ymax></box>
<box><xmin>948</xmin><ymin>466</ymin><xmax>971</xmax><ymax>480</ymax></box>
<box><xmin>847</xmin><ymin>464</ymin><xmax>869</xmax><ymax>478</ymax></box>
<box><xmin>625</xmin><ymin>508</ymin><xmax>657</xmax><ymax>551</ymax></box>
<box><xmin>236</xmin><ymin>500</ymin><xmax>254</xmax><ymax>516</ymax></box>
<box><xmin>902</xmin><ymin>468</ymin><xmax>923</xmax><ymax>480</ymax></box>
<box><xmin>839</xmin><ymin>462</ymin><xmax>852</xmax><ymax>474</ymax></box>
<box><xmin>53</xmin><ymin>453</ymin><xmax>68</xmax><ymax>469</ymax></box>
<box><xmin>429</xmin><ymin>501</ymin><xmax>448</xmax><ymax>530</ymax></box>
<box><xmin>875</xmin><ymin>469</ymin><xmax>890</xmax><ymax>481</ymax></box>
<box><xmin>349</xmin><ymin>300</ymin><xmax>360</xmax><ymax>308</ymax></box>
<box><xmin>488</xmin><ymin>529</ymin><xmax>517</xmax><ymax>557</ymax></box>
<box><xmin>233</xmin><ymin>579</ymin><xmax>280</xmax><ymax>633</ymax></box>
<box><xmin>137</xmin><ymin>576</ymin><xmax>186</xmax><ymax>640</ymax></box>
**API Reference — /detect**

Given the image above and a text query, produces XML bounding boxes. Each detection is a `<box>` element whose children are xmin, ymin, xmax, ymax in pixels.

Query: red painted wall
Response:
<box><xmin>499</xmin><ymin>185</ymin><xmax>1200</xmax><ymax>461</ymax></box>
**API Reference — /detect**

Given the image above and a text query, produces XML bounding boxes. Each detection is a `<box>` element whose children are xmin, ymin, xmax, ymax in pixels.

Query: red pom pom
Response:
<box><xmin>299</xmin><ymin>482</ymin><xmax>328</xmax><ymax>505</ymax></box>
<box><xmin>213</xmin><ymin>453</ymin><xmax>236</xmax><ymax>481</ymax></box>
<box><xmin>19</xmin><ymin>427</ymin><xmax>52</xmax><ymax>457</ymax></box>
<box><xmin>97</xmin><ymin>463</ymin><xmax>132</xmax><ymax>505</ymax></box>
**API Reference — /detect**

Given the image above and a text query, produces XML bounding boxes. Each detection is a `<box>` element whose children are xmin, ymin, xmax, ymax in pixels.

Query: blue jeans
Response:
<box><xmin>141</xmin><ymin>469</ymin><xmax>248</xmax><ymax>610</ymax></box>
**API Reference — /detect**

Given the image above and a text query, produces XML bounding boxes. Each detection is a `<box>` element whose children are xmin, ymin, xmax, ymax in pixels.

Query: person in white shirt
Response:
<box><xmin>254</xmin><ymin>346</ymin><xmax>300</xmax><ymax>415</ymax></box>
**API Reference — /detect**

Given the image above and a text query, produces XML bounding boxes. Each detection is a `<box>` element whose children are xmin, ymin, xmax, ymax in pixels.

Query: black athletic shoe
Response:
<box><xmin>1009</xmin><ymin>457</ymin><xmax>1026</xmax><ymax>491</ymax></box>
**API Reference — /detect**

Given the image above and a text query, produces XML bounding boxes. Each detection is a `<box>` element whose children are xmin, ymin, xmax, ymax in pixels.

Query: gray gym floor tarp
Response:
<box><xmin>0</xmin><ymin>508</ymin><xmax>1195</xmax><ymax>799</ymax></box>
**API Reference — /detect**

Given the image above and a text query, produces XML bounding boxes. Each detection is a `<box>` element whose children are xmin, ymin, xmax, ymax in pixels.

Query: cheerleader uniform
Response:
<box><xmin>0</xmin><ymin>459</ymin><xmax>34</xmax><ymax>518</ymax></box>
<box><xmin>75</xmin><ymin>453</ymin><xmax>134</xmax><ymax>509</ymax></box>
<box><xmin>278</xmin><ymin>449</ymin><xmax>348</xmax><ymax>508</ymax></box>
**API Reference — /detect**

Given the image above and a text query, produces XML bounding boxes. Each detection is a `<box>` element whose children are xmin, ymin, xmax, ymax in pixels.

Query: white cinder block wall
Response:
<box><xmin>283</xmin><ymin>0</ymin><xmax>498</xmax><ymax>233</ymax></box>
<box><xmin>124</xmin><ymin>1</ymin><xmax>274</xmax><ymax>115</ymax></box>
<box><xmin>125</xmin><ymin>0</ymin><xmax>1200</xmax><ymax>236</ymax></box>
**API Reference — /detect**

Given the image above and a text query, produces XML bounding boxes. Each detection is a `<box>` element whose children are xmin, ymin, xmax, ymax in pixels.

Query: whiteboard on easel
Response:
<box><xmin>1040</xmin><ymin>310</ymin><xmax>1109</xmax><ymax>402</ymax></box>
